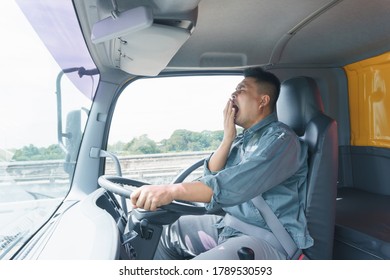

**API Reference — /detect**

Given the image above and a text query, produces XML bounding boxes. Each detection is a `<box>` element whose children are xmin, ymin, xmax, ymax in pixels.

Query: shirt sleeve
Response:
<box><xmin>198</xmin><ymin>128</ymin><xmax>307</xmax><ymax>208</ymax></box>
<box><xmin>202</xmin><ymin>153</ymin><xmax>218</xmax><ymax>176</ymax></box>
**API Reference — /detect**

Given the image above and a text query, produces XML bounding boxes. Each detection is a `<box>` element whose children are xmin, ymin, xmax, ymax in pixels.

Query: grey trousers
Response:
<box><xmin>153</xmin><ymin>214</ymin><xmax>288</xmax><ymax>260</ymax></box>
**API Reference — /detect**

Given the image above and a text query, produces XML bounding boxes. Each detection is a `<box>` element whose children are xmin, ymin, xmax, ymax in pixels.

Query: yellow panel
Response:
<box><xmin>344</xmin><ymin>52</ymin><xmax>390</xmax><ymax>148</ymax></box>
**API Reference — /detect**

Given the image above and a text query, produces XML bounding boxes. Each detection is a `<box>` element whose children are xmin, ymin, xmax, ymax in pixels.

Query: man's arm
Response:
<box><xmin>207</xmin><ymin>99</ymin><xmax>237</xmax><ymax>172</ymax></box>
<box><xmin>199</xmin><ymin>128</ymin><xmax>306</xmax><ymax>206</ymax></box>
<box><xmin>130</xmin><ymin>99</ymin><xmax>236</xmax><ymax>211</ymax></box>
<box><xmin>130</xmin><ymin>181</ymin><xmax>213</xmax><ymax>211</ymax></box>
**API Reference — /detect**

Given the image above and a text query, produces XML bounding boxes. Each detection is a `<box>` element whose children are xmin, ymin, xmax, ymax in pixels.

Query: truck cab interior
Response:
<box><xmin>2</xmin><ymin>0</ymin><xmax>390</xmax><ymax>260</ymax></box>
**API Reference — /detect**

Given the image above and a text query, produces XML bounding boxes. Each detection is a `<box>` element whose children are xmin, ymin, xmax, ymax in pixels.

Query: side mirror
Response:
<box><xmin>63</xmin><ymin>110</ymin><xmax>82</xmax><ymax>175</ymax></box>
<box><xmin>65</xmin><ymin>110</ymin><xmax>82</xmax><ymax>158</ymax></box>
<box><xmin>55</xmin><ymin>67</ymin><xmax>97</xmax><ymax>176</ymax></box>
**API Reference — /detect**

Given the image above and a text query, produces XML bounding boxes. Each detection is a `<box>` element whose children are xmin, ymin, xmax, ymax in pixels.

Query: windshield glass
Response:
<box><xmin>0</xmin><ymin>2</ymin><xmax>97</xmax><ymax>259</ymax></box>
<box><xmin>107</xmin><ymin>75</ymin><xmax>242</xmax><ymax>183</ymax></box>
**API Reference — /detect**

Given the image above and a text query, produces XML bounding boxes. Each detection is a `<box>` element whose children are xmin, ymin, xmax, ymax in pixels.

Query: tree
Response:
<box><xmin>125</xmin><ymin>134</ymin><xmax>161</xmax><ymax>154</ymax></box>
<box><xmin>108</xmin><ymin>129</ymin><xmax>225</xmax><ymax>155</ymax></box>
<box><xmin>12</xmin><ymin>144</ymin><xmax>65</xmax><ymax>161</ymax></box>
<box><xmin>108</xmin><ymin>141</ymin><xmax>127</xmax><ymax>155</ymax></box>
<box><xmin>44</xmin><ymin>144</ymin><xmax>66</xmax><ymax>160</ymax></box>
<box><xmin>160</xmin><ymin>129</ymin><xmax>223</xmax><ymax>152</ymax></box>
<box><xmin>12</xmin><ymin>144</ymin><xmax>40</xmax><ymax>161</ymax></box>
<box><xmin>160</xmin><ymin>129</ymin><xmax>191</xmax><ymax>152</ymax></box>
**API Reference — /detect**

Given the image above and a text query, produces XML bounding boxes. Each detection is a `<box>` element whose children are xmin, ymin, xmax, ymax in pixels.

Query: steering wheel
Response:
<box><xmin>171</xmin><ymin>158</ymin><xmax>205</xmax><ymax>184</ymax></box>
<box><xmin>98</xmin><ymin>175</ymin><xmax>207</xmax><ymax>215</ymax></box>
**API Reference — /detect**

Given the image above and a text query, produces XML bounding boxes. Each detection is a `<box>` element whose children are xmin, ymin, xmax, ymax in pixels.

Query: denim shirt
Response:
<box><xmin>198</xmin><ymin>113</ymin><xmax>314</xmax><ymax>249</ymax></box>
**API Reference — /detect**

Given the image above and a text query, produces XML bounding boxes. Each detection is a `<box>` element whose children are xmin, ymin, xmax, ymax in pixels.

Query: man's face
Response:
<box><xmin>231</xmin><ymin>77</ymin><xmax>264</xmax><ymax>129</ymax></box>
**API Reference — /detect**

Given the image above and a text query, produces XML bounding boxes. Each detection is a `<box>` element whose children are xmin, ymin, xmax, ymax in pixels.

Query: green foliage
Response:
<box><xmin>12</xmin><ymin>129</ymin><xmax>226</xmax><ymax>160</ymax></box>
<box><xmin>124</xmin><ymin>134</ymin><xmax>161</xmax><ymax>155</ymax></box>
<box><xmin>12</xmin><ymin>144</ymin><xmax>65</xmax><ymax>161</ymax></box>
<box><xmin>109</xmin><ymin>129</ymin><xmax>224</xmax><ymax>155</ymax></box>
<box><xmin>160</xmin><ymin>130</ymin><xmax>223</xmax><ymax>153</ymax></box>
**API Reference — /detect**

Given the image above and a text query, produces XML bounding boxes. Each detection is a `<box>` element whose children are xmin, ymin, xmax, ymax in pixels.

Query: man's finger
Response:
<box><xmin>130</xmin><ymin>188</ymin><xmax>141</xmax><ymax>207</ymax></box>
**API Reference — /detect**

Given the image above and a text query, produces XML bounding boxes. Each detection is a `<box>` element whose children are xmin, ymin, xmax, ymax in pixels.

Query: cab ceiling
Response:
<box><xmin>77</xmin><ymin>0</ymin><xmax>390</xmax><ymax>74</ymax></box>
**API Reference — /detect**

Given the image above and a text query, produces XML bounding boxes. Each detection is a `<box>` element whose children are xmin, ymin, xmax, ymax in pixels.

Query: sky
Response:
<box><xmin>0</xmin><ymin>1</ymin><xmax>242</xmax><ymax>151</ymax></box>
<box><xmin>0</xmin><ymin>2</ymin><xmax>95</xmax><ymax>150</ymax></box>
<box><xmin>109</xmin><ymin>75</ymin><xmax>242</xmax><ymax>144</ymax></box>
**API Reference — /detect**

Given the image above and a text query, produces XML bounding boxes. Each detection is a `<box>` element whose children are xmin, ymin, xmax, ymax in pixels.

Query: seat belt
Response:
<box><xmin>251</xmin><ymin>196</ymin><xmax>304</xmax><ymax>259</ymax></box>
<box><xmin>224</xmin><ymin>214</ymin><xmax>286</xmax><ymax>254</ymax></box>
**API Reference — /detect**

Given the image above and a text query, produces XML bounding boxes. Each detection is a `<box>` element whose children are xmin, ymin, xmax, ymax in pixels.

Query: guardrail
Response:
<box><xmin>0</xmin><ymin>151</ymin><xmax>210</xmax><ymax>186</ymax></box>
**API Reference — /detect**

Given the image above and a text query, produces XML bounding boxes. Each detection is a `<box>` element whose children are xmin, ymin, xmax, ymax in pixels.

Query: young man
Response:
<box><xmin>131</xmin><ymin>67</ymin><xmax>313</xmax><ymax>259</ymax></box>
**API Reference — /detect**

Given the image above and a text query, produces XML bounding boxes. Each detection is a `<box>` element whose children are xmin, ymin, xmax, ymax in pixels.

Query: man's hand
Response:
<box><xmin>207</xmin><ymin>99</ymin><xmax>237</xmax><ymax>172</ymax></box>
<box><xmin>130</xmin><ymin>182</ymin><xmax>213</xmax><ymax>211</ymax></box>
<box><xmin>131</xmin><ymin>184</ymin><xmax>174</xmax><ymax>211</ymax></box>
<box><xmin>223</xmin><ymin>99</ymin><xmax>237</xmax><ymax>143</ymax></box>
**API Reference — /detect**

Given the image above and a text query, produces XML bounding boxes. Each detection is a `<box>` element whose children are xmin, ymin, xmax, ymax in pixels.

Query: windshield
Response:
<box><xmin>107</xmin><ymin>75</ymin><xmax>243</xmax><ymax>183</ymax></box>
<box><xmin>0</xmin><ymin>2</ymin><xmax>97</xmax><ymax>259</ymax></box>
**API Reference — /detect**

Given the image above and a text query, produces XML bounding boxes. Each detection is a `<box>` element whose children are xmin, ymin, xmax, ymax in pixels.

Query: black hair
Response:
<box><xmin>243</xmin><ymin>67</ymin><xmax>281</xmax><ymax>111</ymax></box>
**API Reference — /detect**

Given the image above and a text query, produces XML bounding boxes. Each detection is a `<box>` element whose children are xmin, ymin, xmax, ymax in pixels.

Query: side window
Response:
<box><xmin>107</xmin><ymin>76</ymin><xmax>242</xmax><ymax>184</ymax></box>
<box><xmin>0</xmin><ymin>2</ymin><xmax>95</xmax><ymax>259</ymax></box>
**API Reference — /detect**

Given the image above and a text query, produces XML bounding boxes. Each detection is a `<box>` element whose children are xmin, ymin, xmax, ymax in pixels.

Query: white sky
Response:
<box><xmin>0</xmin><ymin>1</ymin><xmax>243</xmax><ymax>150</ymax></box>
<box><xmin>109</xmin><ymin>75</ymin><xmax>242</xmax><ymax>144</ymax></box>
<box><xmin>0</xmin><ymin>2</ymin><xmax>93</xmax><ymax>150</ymax></box>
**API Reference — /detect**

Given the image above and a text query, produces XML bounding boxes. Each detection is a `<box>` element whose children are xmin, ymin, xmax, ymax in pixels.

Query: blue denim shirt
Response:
<box><xmin>198</xmin><ymin>112</ymin><xmax>314</xmax><ymax>249</ymax></box>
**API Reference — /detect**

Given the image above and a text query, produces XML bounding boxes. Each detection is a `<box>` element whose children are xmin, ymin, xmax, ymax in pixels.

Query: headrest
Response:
<box><xmin>277</xmin><ymin>76</ymin><xmax>324</xmax><ymax>136</ymax></box>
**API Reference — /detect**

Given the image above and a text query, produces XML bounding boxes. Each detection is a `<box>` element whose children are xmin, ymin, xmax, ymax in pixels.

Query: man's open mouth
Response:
<box><xmin>232</xmin><ymin>104</ymin><xmax>239</xmax><ymax>118</ymax></box>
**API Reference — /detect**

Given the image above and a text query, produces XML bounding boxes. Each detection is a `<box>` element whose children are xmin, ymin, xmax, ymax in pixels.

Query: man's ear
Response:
<box><xmin>259</xmin><ymin>95</ymin><xmax>270</xmax><ymax>108</ymax></box>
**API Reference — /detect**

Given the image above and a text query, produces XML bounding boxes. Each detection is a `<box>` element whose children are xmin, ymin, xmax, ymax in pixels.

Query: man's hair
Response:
<box><xmin>243</xmin><ymin>67</ymin><xmax>281</xmax><ymax>111</ymax></box>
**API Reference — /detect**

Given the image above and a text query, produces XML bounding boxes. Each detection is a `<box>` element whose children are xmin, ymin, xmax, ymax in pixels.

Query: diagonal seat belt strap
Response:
<box><xmin>251</xmin><ymin>196</ymin><xmax>300</xmax><ymax>259</ymax></box>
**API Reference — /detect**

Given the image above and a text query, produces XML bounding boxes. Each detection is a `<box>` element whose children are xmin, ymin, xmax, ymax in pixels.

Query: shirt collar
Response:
<box><xmin>243</xmin><ymin>112</ymin><xmax>278</xmax><ymax>136</ymax></box>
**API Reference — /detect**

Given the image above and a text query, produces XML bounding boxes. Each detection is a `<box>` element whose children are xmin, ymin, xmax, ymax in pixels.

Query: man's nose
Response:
<box><xmin>231</xmin><ymin>91</ymin><xmax>237</xmax><ymax>99</ymax></box>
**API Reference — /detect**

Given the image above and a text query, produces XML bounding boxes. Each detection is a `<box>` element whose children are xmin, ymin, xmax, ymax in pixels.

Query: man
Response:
<box><xmin>131</xmin><ymin>67</ymin><xmax>313</xmax><ymax>259</ymax></box>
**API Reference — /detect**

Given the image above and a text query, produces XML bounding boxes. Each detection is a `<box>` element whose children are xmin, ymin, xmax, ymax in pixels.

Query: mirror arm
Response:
<box><xmin>110</xmin><ymin>0</ymin><xmax>119</xmax><ymax>19</ymax></box>
<box><xmin>55</xmin><ymin>71</ymin><xmax>68</xmax><ymax>153</ymax></box>
<box><xmin>55</xmin><ymin>67</ymin><xmax>99</xmax><ymax>153</ymax></box>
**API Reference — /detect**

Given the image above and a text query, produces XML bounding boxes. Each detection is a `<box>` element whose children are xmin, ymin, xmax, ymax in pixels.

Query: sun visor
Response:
<box><xmin>111</xmin><ymin>24</ymin><xmax>191</xmax><ymax>76</ymax></box>
<box><xmin>91</xmin><ymin>6</ymin><xmax>153</xmax><ymax>44</ymax></box>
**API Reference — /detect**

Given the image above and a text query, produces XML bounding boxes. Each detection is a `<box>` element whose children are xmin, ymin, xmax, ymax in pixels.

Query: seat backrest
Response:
<box><xmin>277</xmin><ymin>76</ymin><xmax>338</xmax><ymax>259</ymax></box>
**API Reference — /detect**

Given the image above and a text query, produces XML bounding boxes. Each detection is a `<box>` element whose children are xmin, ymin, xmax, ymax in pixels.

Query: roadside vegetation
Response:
<box><xmin>10</xmin><ymin>129</ymin><xmax>225</xmax><ymax>161</ymax></box>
